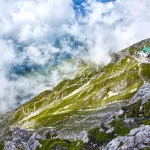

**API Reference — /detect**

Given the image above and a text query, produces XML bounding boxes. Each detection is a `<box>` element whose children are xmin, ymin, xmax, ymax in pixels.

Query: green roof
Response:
<box><xmin>143</xmin><ymin>47</ymin><xmax>150</xmax><ymax>53</ymax></box>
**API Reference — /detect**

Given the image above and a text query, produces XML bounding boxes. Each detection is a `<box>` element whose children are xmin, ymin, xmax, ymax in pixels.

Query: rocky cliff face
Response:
<box><xmin>0</xmin><ymin>39</ymin><xmax>150</xmax><ymax>150</ymax></box>
<box><xmin>104</xmin><ymin>125</ymin><xmax>150</xmax><ymax>150</ymax></box>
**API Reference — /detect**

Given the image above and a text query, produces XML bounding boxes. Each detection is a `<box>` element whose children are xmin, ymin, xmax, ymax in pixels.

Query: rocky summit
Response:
<box><xmin>0</xmin><ymin>38</ymin><xmax>150</xmax><ymax>150</ymax></box>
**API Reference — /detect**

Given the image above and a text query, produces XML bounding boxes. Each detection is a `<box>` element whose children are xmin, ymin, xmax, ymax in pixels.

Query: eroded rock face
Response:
<box><xmin>12</xmin><ymin>127</ymin><xmax>29</xmax><ymax>142</ymax></box>
<box><xmin>131</xmin><ymin>83</ymin><xmax>150</xmax><ymax>104</ymax></box>
<box><xmin>79</xmin><ymin>131</ymin><xmax>89</xmax><ymax>143</ymax></box>
<box><xmin>4</xmin><ymin>127</ymin><xmax>43</xmax><ymax>150</ymax></box>
<box><xmin>4</xmin><ymin>141</ymin><xmax>18</xmax><ymax>150</ymax></box>
<box><xmin>28</xmin><ymin>133</ymin><xmax>43</xmax><ymax>150</ymax></box>
<box><xmin>103</xmin><ymin>125</ymin><xmax>150</xmax><ymax>150</ymax></box>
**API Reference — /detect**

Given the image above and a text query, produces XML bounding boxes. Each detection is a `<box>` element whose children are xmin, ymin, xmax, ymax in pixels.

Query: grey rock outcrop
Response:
<box><xmin>103</xmin><ymin>125</ymin><xmax>150</xmax><ymax>150</ymax></box>
<box><xmin>131</xmin><ymin>83</ymin><xmax>150</xmax><ymax>104</ymax></box>
<box><xmin>28</xmin><ymin>133</ymin><xmax>43</xmax><ymax>150</ymax></box>
<box><xmin>79</xmin><ymin>131</ymin><xmax>89</xmax><ymax>143</ymax></box>
<box><xmin>4</xmin><ymin>141</ymin><xmax>18</xmax><ymax>150</ymax></box>
<box><xmin>112</xmin><ymin>38</ymin><xmax>150</xmax><ymax>63</ymax></box>
<box><xmin>106</xmin><ymin>127</ymin><xmax>114</xmax><ymax>134</ymax></box>
<box><xmin>4</xmin><ymin>127</ymin><xmax>44</xmax><ymax>150</ymax></box>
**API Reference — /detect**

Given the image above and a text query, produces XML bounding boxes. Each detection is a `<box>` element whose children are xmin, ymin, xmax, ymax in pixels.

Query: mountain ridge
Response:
<box><xmin>1</xmin><ymin>38</ymin><xmax>150</xmax><ymax>150</ymax></box>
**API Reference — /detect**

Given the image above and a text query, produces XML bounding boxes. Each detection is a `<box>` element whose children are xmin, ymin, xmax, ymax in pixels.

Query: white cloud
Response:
<box><xmin>0</xmin><ymin>0</ymin><xmax>150</xmax><ymax>112</ymax></box>
<box><xmin>70</xmin><ymin>0</ymin><xmax>150</xmax><ymax>63</ymax></box>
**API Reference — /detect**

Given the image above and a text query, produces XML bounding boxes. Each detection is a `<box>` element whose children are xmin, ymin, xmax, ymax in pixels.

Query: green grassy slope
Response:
<box><xmin>8</xmin><ymin>56</ymin><xmax>142</xmax><ymax>129</ymax></box>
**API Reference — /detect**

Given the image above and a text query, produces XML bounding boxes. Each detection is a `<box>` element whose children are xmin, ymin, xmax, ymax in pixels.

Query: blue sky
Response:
<box><xmin>73</xmin><ymin>0</ymin><xmax>116</xmax><ymax>17</ymax></box>
<box><xmin>73</xmin><ymin>0</ymin><xmax>115</xmax><ymax>5</ymax></box>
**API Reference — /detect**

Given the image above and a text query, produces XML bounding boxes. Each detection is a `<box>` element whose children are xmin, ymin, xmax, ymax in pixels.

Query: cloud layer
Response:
<box><xmin>0</xmin><ymin>0</ymin><xmax>150</xmax><ymax>112</ymax></box>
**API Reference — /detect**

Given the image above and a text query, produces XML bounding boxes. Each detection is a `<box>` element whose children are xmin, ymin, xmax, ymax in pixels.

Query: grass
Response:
<box><xmin>0</xmin><ymin>144</ymin><xmax>4</xmax><ymax>150</ymax></box>
<box><xmin>38</xmin><ymin>139</ymin><xmax>84</xmax><ymax>150</ymax></box>
<box><xmin>143</xmin><ymin>101</ymin><xmax>150</xmax><ymax>117</ymax></box>
<box><xmin>141</xmin><ymin>63</ymin><xmax>150</xmax><ymax>82</ymax></box>
<box><xmin>114</xmin><ymin>118</ymin><xmax>130</xmax><ymax>136</ymax></box>
<box><xmin>88</xmin><ymin>127</ymin><xmax>113</xmax><ymax>145</ymax></box>
<box><xmin>126</xmin><ymin>100</ymin><xmax>142</xmax><ymax>118</ymax></box>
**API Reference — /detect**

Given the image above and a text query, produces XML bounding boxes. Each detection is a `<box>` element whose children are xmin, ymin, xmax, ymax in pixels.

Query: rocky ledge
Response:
<box><xmin>104</xmin><ymin>125</ymin><xmax>150</xmax><ymax>150</ymax></box>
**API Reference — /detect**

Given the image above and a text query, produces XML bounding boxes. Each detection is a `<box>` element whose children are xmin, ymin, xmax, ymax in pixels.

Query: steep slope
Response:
<box><xmin>1</xmin><ymin>38</ymin><xmax>150</xmax><ymax>149</ymax></box>
<box><xmin>2</xmin><ymin>39</ymin><xmax>150</xmax><ymax>129</ymax></box>
<box><xmin>4</xmin><ymin>55</ymin><xmax>142</xmax><ymax>129</ymax></box>
<box><xmin>3</xmin><ymin>90</ymin><xmax>150</xmax><ymax>150</ymax></box>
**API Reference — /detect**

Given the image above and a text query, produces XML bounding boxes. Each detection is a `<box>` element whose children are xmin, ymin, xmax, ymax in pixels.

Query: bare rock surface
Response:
<box><xmin>103</xmin><ymin>125</ymin><xmax>150</xmax><ymax>150</ymax></box>
<box><xmin>131</xmin><ymin>83</ymin><xmax>150</xmax><ymax>104</ymax></box>
<box><xmin>4</xmin><ymin>127</ymin><xmax>43</xmax><ymax>150</ymax></box>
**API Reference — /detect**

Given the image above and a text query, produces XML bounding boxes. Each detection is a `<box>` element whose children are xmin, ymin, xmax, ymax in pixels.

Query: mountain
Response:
<box><xmin>0</xmin><ymin>38</ymin><xmax>150</xmax><ymax>150</ymax></box>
